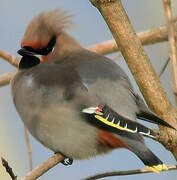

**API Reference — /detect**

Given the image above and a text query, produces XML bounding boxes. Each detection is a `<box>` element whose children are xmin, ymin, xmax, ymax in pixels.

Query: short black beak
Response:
<box><xmin>18</xmin><ymin>48</ymin><xmax>36</xmax><ymax>56</ymax></box>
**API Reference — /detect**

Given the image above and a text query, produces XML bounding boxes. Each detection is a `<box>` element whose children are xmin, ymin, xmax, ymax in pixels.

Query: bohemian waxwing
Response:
<box><xmin>11</xmin><ymin>9</ymin><xmax>174</xmax><ymax>173</ymax></box>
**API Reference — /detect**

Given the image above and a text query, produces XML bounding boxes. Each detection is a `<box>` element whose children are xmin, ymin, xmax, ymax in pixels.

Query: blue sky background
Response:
<box><xmin>0</xmin><ymin>0</ymin><xmax>177</xmax><ymax>179</ymax></box>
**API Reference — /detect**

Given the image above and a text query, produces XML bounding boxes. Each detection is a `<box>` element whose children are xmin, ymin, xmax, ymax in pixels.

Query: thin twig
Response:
<box><xmin>173</xmin><ymin>15</ymin><xmax>177</xmax><ymax>23</ymax></box>
<box><xmin>24</xmin><ymin>126</ymin><xmax>33</xmax><ymax>171</ymax></box>
<box><xmin>1</xmin><ymin>157</ymin><xmax>17</xmax><ymax>180</ymax></box>
<box><xmin>0</xmin><ymin>72</ymin><xmax>16</xmax><ymax>87</ymax></box>
<box><xmin>20</xmin><ymin>153</ymin><xmax>64</xmax><ymax>180</ymax></box>
<box><xmin>88</xmin><ymin>23</ymin><xmax>177</xmax><ymax>55</ymax></box>
<box><xmin>158</xmin><ymin>58</ymin><xmax>170</xmax><ymax>78</ymax></box>
<box><xmin>162</xmin><ymin>0</ymin><xmax>177</xmax><ymax>101</ymax></box>
<box><xmin>0</xmin><ymin>50</ymin><xmax>19</xmax><ymax>67</ymax></box>
<box><xmin>83</xmin><ymin>165</ymin><xmax>177</xmax><ymax>180</ymax></box>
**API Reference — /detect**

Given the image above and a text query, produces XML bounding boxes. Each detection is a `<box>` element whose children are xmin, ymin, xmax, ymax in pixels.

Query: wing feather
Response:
<box><xmin>82</xmin><ymin>105</ymin><xmax>156</xmax><ymax>138</ymax></box>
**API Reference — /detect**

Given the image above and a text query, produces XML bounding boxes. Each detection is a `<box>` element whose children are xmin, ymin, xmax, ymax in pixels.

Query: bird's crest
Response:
<box><xmin>22</xmin><ymin>8</ymin><xmax>73</xmax><ymax>49</ymax></box>
<box><xmin>35</xmin><ymin>8</ymin><xmax>72</xmax><ymax>35</ymax></box>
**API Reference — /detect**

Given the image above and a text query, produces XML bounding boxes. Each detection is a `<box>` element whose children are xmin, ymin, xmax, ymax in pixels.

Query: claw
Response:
<box><xmin>61</xmin><ymin>157</ymin><xmax>73</xmax><ymax>166</ymax></box>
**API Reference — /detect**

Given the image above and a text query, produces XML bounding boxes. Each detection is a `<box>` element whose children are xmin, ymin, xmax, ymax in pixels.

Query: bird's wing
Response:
<box><xmin>82</xmin><ymin>104</ymin><xmax>156</xmax><ymax>138</ymax></box>
<box><xmin>81</xmin><ymin>104</ymin><xmax>168</xmax><ymax>173</ymax></box>
<box><xmin>71</xmin><ymin>50</ymin><xmax>174</xmax><ymax>130</ymax></box>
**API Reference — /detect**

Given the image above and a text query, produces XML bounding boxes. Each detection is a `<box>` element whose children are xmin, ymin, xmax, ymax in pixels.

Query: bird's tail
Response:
<box><xmin>125</xmin><ymin>136</ymin><xmax>168</xmax><ymax>173</ymax></box>
<box><xmin>135</xmin><ymin>148</ymin><xmax>168</xmax><ymax>173</ymax></box>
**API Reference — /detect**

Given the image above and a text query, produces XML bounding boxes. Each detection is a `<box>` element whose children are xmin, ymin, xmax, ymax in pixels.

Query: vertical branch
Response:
<box><xmin>90</xmin><ymin>0</ymin><xmax>177</xmax><ymax>159</ymax></box>
<box><xmin>24</xmin><ymin>127</ymin><xmax>33</xmax><ymax>171</ymax></box>
<box><xmin>162</xmin><ymin>0</ymin><xmax>177</xmax><ymax>102</ymax></box>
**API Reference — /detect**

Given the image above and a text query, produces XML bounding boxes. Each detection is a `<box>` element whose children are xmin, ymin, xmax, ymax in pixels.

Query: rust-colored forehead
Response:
<box><xmin>21</xmin><ymin>40</ymin><xmax>49</xmax><ymax>51</ymax></box>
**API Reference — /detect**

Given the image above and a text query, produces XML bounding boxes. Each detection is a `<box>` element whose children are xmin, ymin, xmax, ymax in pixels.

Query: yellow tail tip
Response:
<box><xmin>147</xmin><ymin>164</ymin><xmax>168</xmax><ymax>173</ymax></box>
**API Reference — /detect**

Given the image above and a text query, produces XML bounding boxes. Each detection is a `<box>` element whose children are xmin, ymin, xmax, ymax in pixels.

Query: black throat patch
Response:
<box><xmin>19</xmin><ymin>55</ymin><xmax>40</xmax><ymax>69</ymax></box>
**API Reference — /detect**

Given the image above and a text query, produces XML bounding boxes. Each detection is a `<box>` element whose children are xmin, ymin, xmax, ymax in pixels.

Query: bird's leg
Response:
<box><xmin>54</xmin><ymin>152</ymin><xmax>73</xmax><ymax>166</ymax></box>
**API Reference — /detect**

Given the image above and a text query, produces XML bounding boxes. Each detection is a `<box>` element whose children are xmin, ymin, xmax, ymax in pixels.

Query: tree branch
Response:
<box><xmin>83</xmin><ymin>165</ymin><xmax>177</xmax><ymax>180</ymax></box>
<box><xmin>0</xmin><ymin>72</ymin><xmax>16</xmax><ymax>87</ymax></box>
<box><xmin>20</xmin><ymin>153</ymin><xmax>64</xmax><ymax>180</ymax></box>
<box><xmin>1</xmin><ymin>157</ymin><xmax>17</xmax><ymax>180</ymax></box>
<box><xmin>162</xmin><ymin>0</ymin><xmax>177</xmax><ymax>102</ymax></box>
<box><xmin>0</xmin><ymin>50</ymin><xmax>19</xmax><ymax>67</ymax></box>
<box><xmin>88</xmin><ymin>23</ymin><xmax>177</xmax><ymax>55</ymax></box>
<box><xmin>90</xmin><ymin>0</ymin><xmax>177</xmax><ymax>160</ymax></box>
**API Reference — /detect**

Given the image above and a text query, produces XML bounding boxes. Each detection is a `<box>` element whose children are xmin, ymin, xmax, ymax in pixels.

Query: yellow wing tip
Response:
<box><xmin>147</xmin><ymin>164</ymin><xmax>168</xmax><ymax>173</ymax></box>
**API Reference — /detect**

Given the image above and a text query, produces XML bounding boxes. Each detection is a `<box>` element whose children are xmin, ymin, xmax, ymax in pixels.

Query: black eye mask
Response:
<box><xmin>17</xmin><ymin>36</ymin><xmax>56</xmax><ymax>69</ymax></box>
<box><xmin>20</xmin><ymin>36</ymin><xmax>56</xmax><ymax>56</ymax></box>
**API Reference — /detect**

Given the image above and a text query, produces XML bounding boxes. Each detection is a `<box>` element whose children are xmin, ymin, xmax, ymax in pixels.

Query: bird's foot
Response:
<box><xmin>54</xmin><ymin>152</ymin><xmax>73</xmax><ymax>166</ymax></box>
<box><xmin>61</xmin><ymin>157</ymin><xmax>73</xmax><ymax>166</ymax></box>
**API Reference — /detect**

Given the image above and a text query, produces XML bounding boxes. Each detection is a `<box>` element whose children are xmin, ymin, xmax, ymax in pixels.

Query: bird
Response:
<box><xmin>11</xmin><ymin>8</ymin><xmax>174</xmax><ymax>173</ymax></box>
